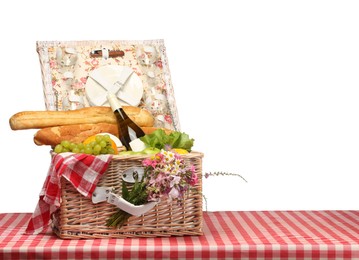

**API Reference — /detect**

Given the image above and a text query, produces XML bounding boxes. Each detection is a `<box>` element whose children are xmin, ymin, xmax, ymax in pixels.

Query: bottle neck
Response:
<box><xmin>107</xmin><ymin>92</ymin><xmax>122</xmax><ymax>112</ymax></box>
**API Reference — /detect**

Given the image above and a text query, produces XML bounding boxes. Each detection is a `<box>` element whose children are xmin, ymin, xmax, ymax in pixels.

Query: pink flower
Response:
<box><xmin>170</xmin><ymin>176</ymin><xmax>181</xmax><ymax>187</ymax></box>
<box><xmin>142</xmin><ymin>158</ymin><xmax>153</xmax><ymax>167</ymax></box>
<box><xmin>164</xmin><ymin>144</ymin><xmax>172</xmax><ymax>151</ymax></box>
<box><xmin>189</xmin><ymin>172</ymin><xmax>198</xmax><ymax>186</ymax></box>
<box><xmin>155</xmin><ymin>153</ymin><xmax>164</xmax><ymax>162</ymax></box>
<box><xmin>168</xmin><ymin>187</ymin><xmax>180</xmax><ymax>200</ymax></box>
<box><xmin>155</xmin><ymin>172</ymin><xmax>166</xmax><ymax>184</ymax></box>
<box><xmin>174</xmin><ymin>153</ymin><xmax>182</xmax><ymax>161</ymax></box>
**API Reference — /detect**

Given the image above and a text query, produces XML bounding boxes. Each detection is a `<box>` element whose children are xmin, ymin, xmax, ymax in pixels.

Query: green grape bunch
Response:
<box><xmin>54</xmin><ymin>134</ymin><xmax>117</xmax><ymax>155</ymax></box>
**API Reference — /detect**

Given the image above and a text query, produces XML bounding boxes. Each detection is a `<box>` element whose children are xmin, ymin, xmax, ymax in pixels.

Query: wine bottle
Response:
<box><xmin>107</xmin><ymin>92</ymin><xmax>145</xmax><ymax>150</ymax></box>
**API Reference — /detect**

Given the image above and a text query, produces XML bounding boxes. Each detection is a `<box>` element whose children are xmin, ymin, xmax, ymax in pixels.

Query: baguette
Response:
<box><xmin>10</xmin><ymin>106</ymin><xmax>154</xmax><ymax>130</ymax></box>
<box><xmin>33</xmin><ymin>123</ymin><xmax>173</xmax><ymax>146</ymax></box>
<box><xmin>34</xmin><ymin>123</ymin><xmax>118</xmax><ymax>146</ymax></box>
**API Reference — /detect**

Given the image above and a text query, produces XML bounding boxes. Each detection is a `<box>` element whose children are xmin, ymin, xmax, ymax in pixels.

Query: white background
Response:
<box><xmin>1</xmin><ymin>0</ymin><xmax>359</xmax><ymax>213</ymax></box>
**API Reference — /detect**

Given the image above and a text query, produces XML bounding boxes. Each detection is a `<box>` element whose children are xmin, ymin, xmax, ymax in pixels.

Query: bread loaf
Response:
<box><xmin>33</xmin><ymin>123</ymin><xmax>173</xmax><ymax>146</ymax></box>
<box><xmin>10</xmin><ymin>106</ymin><xmax>154</xmax><ymax>130</ymax></box>
<box><xmin>33</xmin><ymin>123</ymin><xmax>118</xmax><ymax>146</ymax></box>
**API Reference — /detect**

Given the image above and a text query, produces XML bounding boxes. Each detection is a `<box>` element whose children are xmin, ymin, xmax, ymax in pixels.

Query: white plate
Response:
<box><xmin>86</xmin><ymin>65</ymin><xmax>143</xmax><ymax>107</ymax></box>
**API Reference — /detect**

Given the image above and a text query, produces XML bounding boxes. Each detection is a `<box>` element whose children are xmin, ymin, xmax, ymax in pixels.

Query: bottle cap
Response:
<box><xmin>107</xmin><ymin>92</ymin><xmax>121</xmax><ymax>111</ymax></box>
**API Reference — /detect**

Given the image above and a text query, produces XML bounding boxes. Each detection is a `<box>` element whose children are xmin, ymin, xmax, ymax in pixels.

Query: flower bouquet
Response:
<box><xmin>106</xmin><ymin>149</ymin><xmax>198</xmax><ymax>228</ymax></box>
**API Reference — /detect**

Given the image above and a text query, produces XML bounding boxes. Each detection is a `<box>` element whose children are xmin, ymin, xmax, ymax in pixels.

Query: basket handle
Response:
<box><xmin>92</xmin><ymin>187</ymin><xmax>157</xmax><ymax>216</ymax></box>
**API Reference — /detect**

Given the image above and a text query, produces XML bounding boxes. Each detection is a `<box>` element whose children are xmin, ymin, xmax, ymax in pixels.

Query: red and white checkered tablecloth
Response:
<box><xmin>1</xmin><ymin>211</ymin><xmax>359</xmax><ymax>259</ymax></box>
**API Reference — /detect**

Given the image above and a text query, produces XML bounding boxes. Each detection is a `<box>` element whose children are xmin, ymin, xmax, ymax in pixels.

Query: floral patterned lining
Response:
<box><xmin>37</xmin><ymin>40</ymin><xmax>180</xmax><ymax>131</ymax></box>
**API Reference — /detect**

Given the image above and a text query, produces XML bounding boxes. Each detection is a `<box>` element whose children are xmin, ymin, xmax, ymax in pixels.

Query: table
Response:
<box><xmin>1</xmin><ymin>211</ymin><xmax>359</xmax><ymax>259</ymax></box>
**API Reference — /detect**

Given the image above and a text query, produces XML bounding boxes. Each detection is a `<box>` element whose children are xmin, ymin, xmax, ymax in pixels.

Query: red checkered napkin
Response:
<box><xmin>25</xmin><ymin>152</ymin><xmax>113</xmax><ymax>234</ymax></box>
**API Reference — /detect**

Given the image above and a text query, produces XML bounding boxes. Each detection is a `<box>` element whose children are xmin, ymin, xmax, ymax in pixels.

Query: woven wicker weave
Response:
<box><xmin>52</xmin><ymin>152</ymin><xmax>204</xmax><ymax>239</ymax></box>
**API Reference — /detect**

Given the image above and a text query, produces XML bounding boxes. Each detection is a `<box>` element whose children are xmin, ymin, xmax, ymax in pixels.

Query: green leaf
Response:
<box><xmin>121</xmin><ymin>181</ymin><xmax>130</xmax><ymax>200</ymax></box>
<box><xmin>169</xmin><ymin>132</ymin><xmax>194</xmax><ymax>151</ymax></box>
<box><xmin>168</xmin><ymin>131</ymin><xmax>181</xmax><ymax>148</ymax></box>
<box><xmin>140</xmin><ymin>129</ymin><xmax>194</xmax><ymax>151</ymax></box>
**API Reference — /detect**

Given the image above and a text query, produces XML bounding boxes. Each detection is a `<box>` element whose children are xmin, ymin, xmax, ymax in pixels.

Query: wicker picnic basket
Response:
<box><xmin>52</xmin><ymin>151</ymin><xmax>204</xmax><ymax>239</ymax></box>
